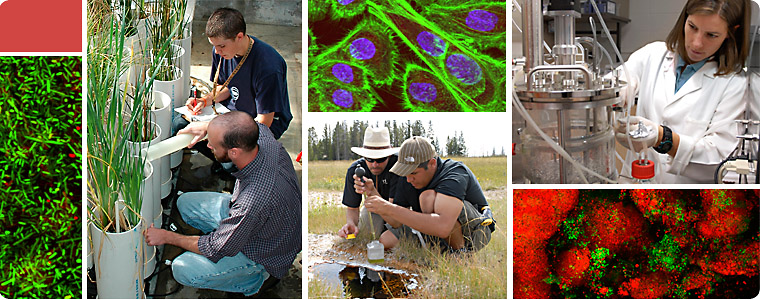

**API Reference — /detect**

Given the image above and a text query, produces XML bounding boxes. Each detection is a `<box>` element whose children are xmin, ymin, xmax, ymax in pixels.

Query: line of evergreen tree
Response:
<box><xmin>307</xmin><ymin>120</ymin><xmax>503</xmax><ymax>161</ymax></box>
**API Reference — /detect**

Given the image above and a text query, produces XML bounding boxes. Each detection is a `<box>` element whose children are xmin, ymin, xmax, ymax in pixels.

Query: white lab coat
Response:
<box><xmin>620</xmin><ymin>42</ymin><xmax>748</xmax><ymax>183</ymax></box>
<box><xmin>751</xmin><ymin>71</ymin><xmax>760</xmax><ymax>120</ymax></box>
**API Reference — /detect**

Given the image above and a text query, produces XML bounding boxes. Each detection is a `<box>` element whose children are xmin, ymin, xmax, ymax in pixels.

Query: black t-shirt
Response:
<box><xmin>210</xmin><ymin>35</ymin><xmax>292</xmax><ymax>139</ymax></box>
<box><xmin>394</xmin><ymin>158</ymin><xmax>489</xmax><ymax>212</ymax></box>
<box><xmin>342</xmin><ymin>155</ymin><xmax>400</xmax><ymax>208</ymax></box>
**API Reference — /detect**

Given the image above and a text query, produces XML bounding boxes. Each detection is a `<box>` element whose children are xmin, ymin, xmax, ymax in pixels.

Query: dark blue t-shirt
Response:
<box><xmin>211</xmin><ymin>35</ymin><xmax>292</xmax><ymax>139</ymax></box>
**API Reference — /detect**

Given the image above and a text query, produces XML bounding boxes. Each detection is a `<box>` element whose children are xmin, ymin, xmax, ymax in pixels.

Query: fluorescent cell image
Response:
<box><xmin>416</xmin><ymin>31</ymin><xmax>446</xmax><ymax>57</ymax></box>
<box><xmin>514</xmin><ymin>189</ymin><xmax>759</xmax><ymax>299</ymax></box>
<box><xmin>332</xmin><ymin>63</ymin><xmax>355</xmax><ymax>83</ymax></box>
<box><xmin>466</xmin><ymin>9</ymin><xmax>498</xmax><ymax>32</ymax></box>
<box><xmin>333</xmin><ymin>89</ymin><xmax>355</xmax><ymax>108</ymax></box>
<box><xmin>0</xmin><ymin>56</ymin><xmax>82</xmax><ymax>299</ymax></box>
<box><xmin>446</xmin><ymin>53</ymin><xmax>483</xmax><ymax>85</ymax></box>
<box><xmin>408</xmin><ymin>82</ymin><xmax>437</xmax><ymax>103</ymax></box>
<box><xmin>349</xmin><ymin>38</ymin><xmax>377</xmax><ymax>60</ymax></box>
<box><xmin>308</xmin><ymin>0</ymin><xmax>506</xmax><ymax>112</ymax></box>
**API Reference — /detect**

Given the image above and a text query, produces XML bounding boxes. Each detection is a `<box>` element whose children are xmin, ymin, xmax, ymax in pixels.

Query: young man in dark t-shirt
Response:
<box><xmin>338</xmin><ymin>127</ymin><xmax>400</xmax><ymax>239</ymax></box>
<box><xmin>356</xmin><ymin>136</ymin><xmax>493</xmax><ymax>252</ymax></box>
<box><xmin>186</xmin><ymin>7</ymin><xmax>292</xmax><ymax>139</ymax></box>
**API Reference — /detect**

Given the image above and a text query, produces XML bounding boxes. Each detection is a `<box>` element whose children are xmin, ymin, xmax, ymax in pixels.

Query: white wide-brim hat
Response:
<box><xmin>350</xmin><ymin>127</ymin><xmax>400</xmax><ymax>159</ymax></box>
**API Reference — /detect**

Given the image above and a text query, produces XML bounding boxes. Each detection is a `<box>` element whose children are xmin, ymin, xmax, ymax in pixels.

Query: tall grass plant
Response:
<box><xmin>87</xmin><ymin>0</ymin><xmax>175</xmax><ymax>232</ymax></box>
<box><xmin>307</xmin><ymin>158</ymin><xmax>508</xmax><ymax>298</ymax></box>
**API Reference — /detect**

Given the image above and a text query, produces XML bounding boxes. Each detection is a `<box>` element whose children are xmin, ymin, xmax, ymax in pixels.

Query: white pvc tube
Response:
<box><xmin>128</xmin><ymin>123</ymin><xmax>162</xmax><ymax>216</ymax></box>
<box><xmin>151</xmin><ymin>91</ymin><xmax>172</xmax><ymax>140</ymax></box>
<box><xmin>154</xmin><ymin>204</ymin><xmax>163</xmax><ymax>232</ymax></box>
<box><xmin>90</xmin><ymin>221</ymin><xmax>145</xmax><ymax>298</ymax></box>
<box><xmin>140</xmin><ymin>161</ymin><xmax>156</xmax><ymax>279</ymax></box>
<box><xmin>136</xmin><ymin>17</ymin><xmax>149</xmax><ymax>41</ymax></box>
<box><xmin>173</xmin><ymin>28</ymin><xmax>192</xmax><ymax>101</ymax></box>
<box><xmin>151</xmin><ymin>91</ymin><xmax>172</xmax><ymax>187</ymax></box>
<box><xmin>161</xmin><ymin>172</ymin><xmax>172</xmax><ymax>200</ymax></box>
<box><xmin>146</xmin><ymin>133</ymin><xmax>203</xmax><ymax>162</ymax></box>
<box><xmin>153</xmin><ymin>65</ymin><xmax>184</xmax><ymax>110</ymax></box>
<box><xmin>171</xmin><ymin>148</ymin><xmax>183</xmax><ymax>168</ymax></box>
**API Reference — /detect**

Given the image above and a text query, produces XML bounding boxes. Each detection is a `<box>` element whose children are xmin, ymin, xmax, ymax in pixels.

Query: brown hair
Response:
<box><xmin>206</xmin><ymin>8</ymin><xmax>246</xmax><ymax>40</ymax></box>
<box><xmin>665</xmin><ymin>0</ymin><xmax>750</xmax><ymax>76</ymax></box>
<box><xmin>209</xmin><ymin>111</ymin><xmax>259</xmax><ymax>151</ymax></box>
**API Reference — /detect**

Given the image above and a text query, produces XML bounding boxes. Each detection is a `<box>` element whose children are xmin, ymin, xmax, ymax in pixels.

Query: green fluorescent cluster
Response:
<box><xmin>0</xmin><ymin>56</ymin><xmax>82</xmax><ymax>299</ymax></box>
<box><xmin>309</xmin><ymin>0</ymin><xmax>507</xmax><ymax>111</ymax></box>
<box><xmin>647</xmin><ymin>234</ymin><xmax>687</xmax><ymax>273</ymax></box>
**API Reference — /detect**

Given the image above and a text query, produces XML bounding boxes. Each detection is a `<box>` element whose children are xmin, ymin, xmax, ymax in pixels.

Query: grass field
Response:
<box><xmin>308</xmin><ymin>157</ymin><xmax>507</xmax><ymax>298</ymax></box>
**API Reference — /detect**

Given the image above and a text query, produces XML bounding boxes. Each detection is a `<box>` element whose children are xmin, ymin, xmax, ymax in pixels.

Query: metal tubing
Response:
<box><xmin>527</xmin><ymin>64</ymin><xmax>593</xmax><ymax>89</ymax></box>
<box><xmin>522</xmin><ymin>0</ymin><xmax>544</xmax><ymax>73</ymax></box>
<box><xmin>558</xmin><ymin>110</ymin><xmax>571</xmax><ymax>183</ymax></box>
<box><xmin>553</xmin><ymin>14</ymin><xmax>577</xmax><ymax>65</ymax></box>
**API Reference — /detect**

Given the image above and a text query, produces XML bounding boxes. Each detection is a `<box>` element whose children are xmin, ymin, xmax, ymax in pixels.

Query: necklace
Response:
<box><xmin>210</xmin><ymin>36</ymin><xmax>253</xmax><ymax>115</ymax></box>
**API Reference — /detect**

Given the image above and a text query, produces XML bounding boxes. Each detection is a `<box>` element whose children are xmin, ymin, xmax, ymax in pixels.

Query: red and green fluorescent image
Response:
<box><xmin>514</xmin><ymin>189</ymin><xmax>759</xmax><ymax>298</ymax></box>
<box><xmin>0</xmin><ymin>56</ymin><xmax>82</xmax><ymax>298</ymax></box>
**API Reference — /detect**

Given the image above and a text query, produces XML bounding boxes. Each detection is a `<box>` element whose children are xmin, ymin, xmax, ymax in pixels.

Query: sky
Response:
<box><xmin>306</xmin><ymin>112</ymin><xmax>509</xmax><ymax>157</ymax></box>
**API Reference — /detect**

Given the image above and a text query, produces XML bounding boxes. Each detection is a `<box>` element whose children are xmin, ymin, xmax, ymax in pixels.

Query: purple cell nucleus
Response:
<box><xmin>466</xmin><ymin>10</ymin><xmax>498</xmax><ymax>32</ymax></box>
<box><xmin>446</xmin><ymin>54</ymin><xmax>483</xmax><ymax>85</ymax></box>
<box><xmin>409</xmin><ymin>82</ymin><xmax>438</xmax><ymax>103</ymax></box>
<box><xmin>337</xmin><ymin>0</ymin><xmax>355</xmax><ymax>5</ymax></box>
<box><xmin>331</xmin><ymin>63</ymin><xmax>354</xmax><ymax>83</ymax></box>
<box><xmin>349</xmin><ymin>38</ymin><xmax>376</xmax><ymax>60</ymax></box>
<box><xmin>416</xmin><ymin>31</ymin><xmax>446</xmax><ymax>57</ymax></box>
<box><xmin>332</xmin><ymin>89</ymin><xmax>354</xmax><ymax>108</ymax></box>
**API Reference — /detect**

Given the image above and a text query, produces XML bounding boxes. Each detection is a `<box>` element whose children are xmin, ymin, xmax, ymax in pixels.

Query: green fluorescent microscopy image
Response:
<box><xmin>309</xmin><ymin>0</ymin><xmax>507</xmax><ymax>112</ymax></box>
<box><xmin>0</xmin><ymin>56</ymin><xmax>82</xmax><ymax>299</ymax></box>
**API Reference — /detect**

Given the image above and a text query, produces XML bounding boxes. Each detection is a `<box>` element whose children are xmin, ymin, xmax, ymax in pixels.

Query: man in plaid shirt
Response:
<box><xmin>145</xmin><ymin>111</ymin><xmax>301</xmax><ymax>296</ymax></box>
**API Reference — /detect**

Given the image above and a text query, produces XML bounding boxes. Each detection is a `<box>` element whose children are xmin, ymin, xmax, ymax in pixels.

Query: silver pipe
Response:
<box><xmin>558</xmin><ymin>110</ymin><xmax>570</xmax><ymax>183</ymax></box>
<box><xmin>548</xmin><ymin>11</ymin><xmax>580</xmax><ymax>66</ymax></box>
<box><xmin>589</xmin><ymin>17</ymin><xmax>600</xmax><ymax>72</ymax></box>
<box><xmin>527</xmin><ymin>64</ymin><xmax>593</xmax><ymax>89</ymax></box>
<box><xmin>522</xmin><ymin>0</ymin><xmax>543</xmax><ymax>73</ymax></box>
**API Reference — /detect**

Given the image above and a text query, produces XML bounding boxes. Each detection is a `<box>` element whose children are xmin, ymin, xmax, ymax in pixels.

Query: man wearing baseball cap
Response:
<box><xmin>338</xmin><ymin>127</ymin><xmax>401</xmax><ymax>239</ymax></box>
<box><xmin>358</xmin><ymin>136</ymin><xmax>493</xmax><ymax>252</ymax></box>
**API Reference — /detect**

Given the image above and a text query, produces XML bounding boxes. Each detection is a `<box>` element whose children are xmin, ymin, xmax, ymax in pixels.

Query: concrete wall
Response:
<box><xmin>194</xmin><ymin>0</ymin><xmax>302</xmax><ymax>27</ymax></box>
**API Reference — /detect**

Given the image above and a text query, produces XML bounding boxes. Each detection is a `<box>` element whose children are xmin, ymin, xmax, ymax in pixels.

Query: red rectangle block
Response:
<box><xmin>0</xmin><ymin>0</ymin><xmax>82</xmax><ymax>52</ymax></box>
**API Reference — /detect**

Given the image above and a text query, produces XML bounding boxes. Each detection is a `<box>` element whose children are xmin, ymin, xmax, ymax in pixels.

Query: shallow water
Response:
<box><xmin>310</xmin><ymin>261</ymin><xmax>418</xmax><ymax>298</ymax></box>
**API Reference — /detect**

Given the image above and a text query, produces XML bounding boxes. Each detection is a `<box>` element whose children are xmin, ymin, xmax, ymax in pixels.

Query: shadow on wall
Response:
<box><xmin>194</xmin><ymin>0</ymin><xmax>301</xmax><ymax>27</ymax></box>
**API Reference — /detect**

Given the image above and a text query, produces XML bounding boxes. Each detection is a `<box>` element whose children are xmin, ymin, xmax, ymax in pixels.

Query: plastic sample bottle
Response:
<box><xmin>367</xmin><ymin>240</ymin><xmax>384</xmax><ymax>264</ymax></box>
<box><xmin>631</xmin><ymin>159</ymin><xmax>655</xmax><ymax>184</ymax></box>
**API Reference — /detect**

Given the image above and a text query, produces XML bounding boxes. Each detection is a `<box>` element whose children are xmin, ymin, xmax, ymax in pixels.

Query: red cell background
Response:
<box><xmin>0</xmin><ymin>0</ymin><xmax>82</xmax><ymax>52</ymax></box>
<box><xmin>514</xmin><ymin>189</ymin><xmax>760</xmax><ymax>299</ymax></box>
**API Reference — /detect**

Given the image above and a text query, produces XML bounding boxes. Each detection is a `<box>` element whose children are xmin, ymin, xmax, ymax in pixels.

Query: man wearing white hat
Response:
<box><xmin>358</xmin><ymin>136</ymin><xmax>493</xmax><ymax>253</ymax></box>
<box><xmin>338</xmin><ymin>127</ymin><xmax>400</xmax><ymax>239</ymax></box>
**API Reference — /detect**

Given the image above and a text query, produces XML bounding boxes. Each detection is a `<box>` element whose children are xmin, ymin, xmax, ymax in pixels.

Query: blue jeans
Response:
<box><xmin>172</xmin><ymin>192</ymin><xmax>269</xmax><ymax>296</ymax></box>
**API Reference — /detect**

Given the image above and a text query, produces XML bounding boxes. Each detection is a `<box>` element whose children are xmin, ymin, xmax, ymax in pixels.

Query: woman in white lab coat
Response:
<box><xmin>617</xmin><ymin>0</ymin><xmax>751</xmax><ymax>183</ymax></box>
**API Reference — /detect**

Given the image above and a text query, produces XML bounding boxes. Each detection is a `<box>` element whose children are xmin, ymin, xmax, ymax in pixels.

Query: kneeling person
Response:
<box><xmin>144</xmin><ymin>111</ymin><xmax>301</xmax><ymax>296</ymax></box>
<box><xmin>338</xmin><ymin>127</ymin><xmax>400</xmax><ymax>239</ymax></box>
<box><xmin>359</xmin><ymin>136</ymin><xmax>493</xmax><ymax>252</ymax></box>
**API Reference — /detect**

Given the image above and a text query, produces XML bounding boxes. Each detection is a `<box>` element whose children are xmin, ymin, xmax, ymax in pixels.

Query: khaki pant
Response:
<box><xmin>359</xmin><ymin>207</ymin><xmax>386</xmax><ymax>238</ymax></box>
<box><xmin>388</xmin><ymin>201</ymin><xmax>492</xmax><ymax>252</ymax></box>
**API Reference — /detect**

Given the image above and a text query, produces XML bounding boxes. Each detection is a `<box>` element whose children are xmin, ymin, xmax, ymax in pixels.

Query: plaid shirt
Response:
<box><xmin>198</xmin><ymin>124</ymin><xmax>301</xmax><ymax>278</ymax></box>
